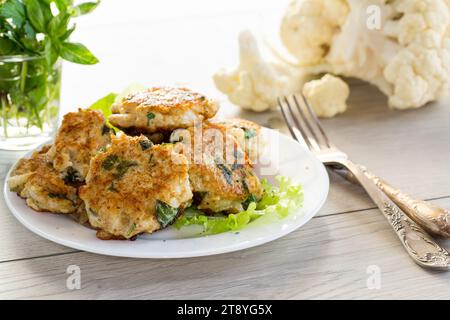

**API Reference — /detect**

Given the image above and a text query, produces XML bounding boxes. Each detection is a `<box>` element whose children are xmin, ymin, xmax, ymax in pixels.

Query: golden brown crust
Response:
<box><xmin>46</xmin><ymin>108</ymin><xmax>111</xmax><ymax>183</ymax></box>
<box><xmin>12</xmin><ymin>145</ymin><xmax>51</xmax><ymax>177</ymax></box>
<box><xmin>209</xmin><ymin>118</ymin><xmax>262</xmax><ymax>162</ymax></box>
<box><xmin>8</xmin><ymin>146</ymin><xmax>82</xmax><ymax>214</ymax></box>
<box><xmin>109</xmin><ymin>87</ymin><xmax>219</xmax><ymax>134</ymax></box>
<box><xmin>79</xmin><ymin>134</ymin><xmax>193</xmax><ymax>239</ymax></box>
<box><xmin>170</xmin><ymin>122</ymin><xmax>262</xmax><ymax>213</ymax></box>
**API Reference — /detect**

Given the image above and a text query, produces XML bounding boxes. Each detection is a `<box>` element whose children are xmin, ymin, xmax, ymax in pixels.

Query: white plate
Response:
<box><xmin>3</xmin><ymin>128</ymin><xmax>329</xmax><ymax>258</ymax></box>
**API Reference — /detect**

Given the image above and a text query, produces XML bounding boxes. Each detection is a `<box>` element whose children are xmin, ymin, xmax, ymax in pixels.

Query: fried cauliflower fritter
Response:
<box><xmin>46</xmin><ymin>108</ymin><xmax>112</xmax><ymax>184</ymax></box>
<box><xmin>210</xmin><ymin>118</ymin><xmax>262</xmax><ymax>162</ymax></box>
<box><xmin>109</xmin><ymin>87</ymin><xmax>218</xmax><ymax>134</ymax></box>
<box><xmin>8</xmin><ymin>146</ymin><xmax>82</xmax><ymax>214</ymax></box>
<box><xmin>170</xmin><ymin>123</ymin><xmax>263</xmax><ymax>213</ymax></box>
<box><xmin>79</xmin><ymin>134</ymin><xmax>193</xmax><ymax>239</ymax></box>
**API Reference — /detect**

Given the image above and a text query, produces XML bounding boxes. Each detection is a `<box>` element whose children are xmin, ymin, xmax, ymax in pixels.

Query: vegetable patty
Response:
<box><xmin>79</xmin><ymin>134</ymin><xmax>193</xmax><ymax>239</ymax></box>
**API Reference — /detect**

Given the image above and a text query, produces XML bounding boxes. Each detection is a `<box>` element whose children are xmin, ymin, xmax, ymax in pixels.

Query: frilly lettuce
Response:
<box><xmin>174</xmin><ymin>176</ymin><xmax>303</xmax><ymax>235</ymax></box>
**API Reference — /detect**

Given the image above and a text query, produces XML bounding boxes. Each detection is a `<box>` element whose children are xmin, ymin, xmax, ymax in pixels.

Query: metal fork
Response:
<box><xmin>279</xmin><ymin>93</ymin><xmax>450</xmax><ymax>270</ymax></box>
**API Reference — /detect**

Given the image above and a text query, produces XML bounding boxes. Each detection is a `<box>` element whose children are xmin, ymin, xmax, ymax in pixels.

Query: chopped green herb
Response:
<box><xmin>63</xmin><ymin>167</ymin><xmax>82</xmax><ymax>184</ymax></box>
<box><xmin>156</xmin><ymin>200</ymin><xmax>179</xmax><ymax>228</ymax></box>
<box><xmin>147</xmin><ymin>112</ymin><xmax>155</xmax><ymax>125</ymax></box>
<box><xmin>127</xmin><ymin>223</ymin><xmax>137</xmax><ymax>237</ymax></box>
<box><xmin>243</xmin><ymin>128</ymin><xmax>257</xmax><ymax>140</ymax></box>
<box><xmin>48</xmin><ymin>193</ymin><xmax>68</xmax><ymax>200</ymax></box>
<box><xmin>101</xmin><ymin>125</ymin><xmax>111</xmax><ymax>135</ymax></box>
<box><xmin>216</xmin><ymin>163</ymin><xmax>233</xmax><ymax>185</ymax></box>
<box><xmin>242</xmin><ymin>194</ymin><xmax>257</xmax><ymax>210</ymax></box>
<box><xmin>113</xmin><ymin>160</ymin><xmax>137</xmax><ymax>179</ymax></box>
<box><xmin>102</xmin><ymin>154</ymin><xmax>119</xmax><ymax>170</ymax></box>
<box><xmin>139</xmin><ymin>139</ymin><xmax>153</xmax><ymax>151</ymax></box>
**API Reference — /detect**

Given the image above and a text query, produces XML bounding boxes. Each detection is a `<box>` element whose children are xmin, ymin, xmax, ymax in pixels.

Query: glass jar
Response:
<box><xmin>0</xmin><ymin>55</ymin><xmax>61</xmax><ymax>151</ymax></box>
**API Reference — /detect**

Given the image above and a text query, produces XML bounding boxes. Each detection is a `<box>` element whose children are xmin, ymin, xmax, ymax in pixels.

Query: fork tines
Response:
<box><xmin>278</xmin><ymin>94</ymin><xmax>332</xmax><ymax>151</ymax></box>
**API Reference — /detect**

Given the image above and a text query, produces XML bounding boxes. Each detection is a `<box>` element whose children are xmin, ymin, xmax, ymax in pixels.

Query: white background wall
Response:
<box><xmin>62</xmin><ymin>0</ymin><xmax>290</xmax><ymax>117</ymax></box>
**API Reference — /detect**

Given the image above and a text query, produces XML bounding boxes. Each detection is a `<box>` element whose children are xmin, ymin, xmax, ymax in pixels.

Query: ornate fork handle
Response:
<box><xmin>338</xmin><ymin>159</ymin><xmax>450</xmax><ymax>270</ymax></box>
<box><xmin>364</xmin><ymin>171</ymin><xmax>450</xmax><ymax>238</ymax></box>
<box><xmin>334</xmin><ymin>166</ymin><xmax>450</xmax><ymax>238</ymax></box>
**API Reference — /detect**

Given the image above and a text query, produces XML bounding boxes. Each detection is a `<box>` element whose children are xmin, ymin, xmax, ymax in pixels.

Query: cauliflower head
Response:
<box><xmin>303</xmin><ymin>74</ymin><xmax>350</xmax><ymax>118</ymax></box>
<box><xmin>281</xmin><ymin>0</ymin><xmax>450</xmax><ymax>110</ymax></box>
<box><xmin>213</xmin><ymin>31</ymin><xmax>303</xmax><ymax>112</ymax></box>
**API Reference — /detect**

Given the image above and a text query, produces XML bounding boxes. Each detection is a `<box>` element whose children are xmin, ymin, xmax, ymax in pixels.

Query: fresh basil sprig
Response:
<box><xmin>0</xmin><ymin>0</ymin><xmax>100</xmax><ymax>65</ymax></box>
<box><xmin>0</xmin><ymin>0</ymin><xmax>100</xmax><ymax>135</ymax></box>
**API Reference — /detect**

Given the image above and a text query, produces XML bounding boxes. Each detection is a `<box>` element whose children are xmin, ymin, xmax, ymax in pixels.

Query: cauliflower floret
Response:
<box><xmin>303</xmin><ymin>74</ymin><xmax>350</xmax><ymax>118</ymax></box>
<box><xmin>280</xmin><ymin>0</ymin><xmax>450</xmax><ymax>111</ymax></box>
<box><xmin>280</xmin><ymin>0</ymin><xmax>350</xmax><ymax>65</ymax></box>
<box><xmin>382</xmin><ymin>0</ymin><xmax>450</xmax><ymax>108</ymax></box>
<box><xmin>214</xmin><ymin>31</ymin><xmax>302</xmax><ymax>112</ymax></box>
<box><xmin>384</xmin><ymin>43</ymin><xmax>449</xmax><ymax>108</ymax></box>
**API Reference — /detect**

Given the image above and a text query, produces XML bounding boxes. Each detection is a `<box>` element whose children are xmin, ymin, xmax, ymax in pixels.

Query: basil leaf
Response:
<box><xmin>60</xmin><ymin>24</ymin><xmax>75</xmax><ymax>41</ymax></box>
<box><xmin>18</xmin><ymin>22</ymin><xmax>39</xmax><ymax>51</ymax></box>
<box><xmin>156</xmin><ymin>200</ymin><xmax>179</xmax><ymax>228</ymax></box>
<box><xmin>48</xmin><ymin>13</ymin><xmax>70</xmax><ymax>38</ymax></box>
<box><xmin>54</xmin><ymin>0</ymin><xmax>72</xmax><ymax>13</ymax></box>
<box><xmin>60</xmin><ymin>41</ymin><xmax>99</xmax><ymax>64</ymax></box>
<box><xmin>71</xmin><ymin>1</ymin><xmax>100</xmax><ymax>17</ymax></box>
<box><xmin>44</xmin><ymin>38</ymin><xmax>60</xmax><ymax>66</ymax></box>
<box><xmin>23</xmin><ymin>0</ymin><xmax>46</xmax><ymax>32</ymax></box>
<box><xmin>0</xmin><ymin>0</ymin><xmax>26</xmax><ymax>27</ymax></box>
<box><xmin>23</xmin><ymin>20</ymin><xmax>36</xmax><ymax>39</ymax></box>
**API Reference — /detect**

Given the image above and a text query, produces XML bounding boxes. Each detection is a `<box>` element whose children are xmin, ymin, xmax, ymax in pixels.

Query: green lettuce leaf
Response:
<box><xmin>88</xmin><ymin>92</ymin><xmax>118</xmax><ymax>131</ymax></box>
<box><xmin>88</xmin><ymin>84</ymin><xmax>146</xmax><ymax>131</ymax></box>
<box><xmin>174</xmin><ymin>176</ymin><xmax>303</xmax><ymax>235</ymax></box>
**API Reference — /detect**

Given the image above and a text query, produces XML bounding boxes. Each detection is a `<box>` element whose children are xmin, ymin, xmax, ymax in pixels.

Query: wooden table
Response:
<box><xmin>1</xmin><ymin>0</ymin><xmax>449</xmax><ymax>299</ymax></box>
